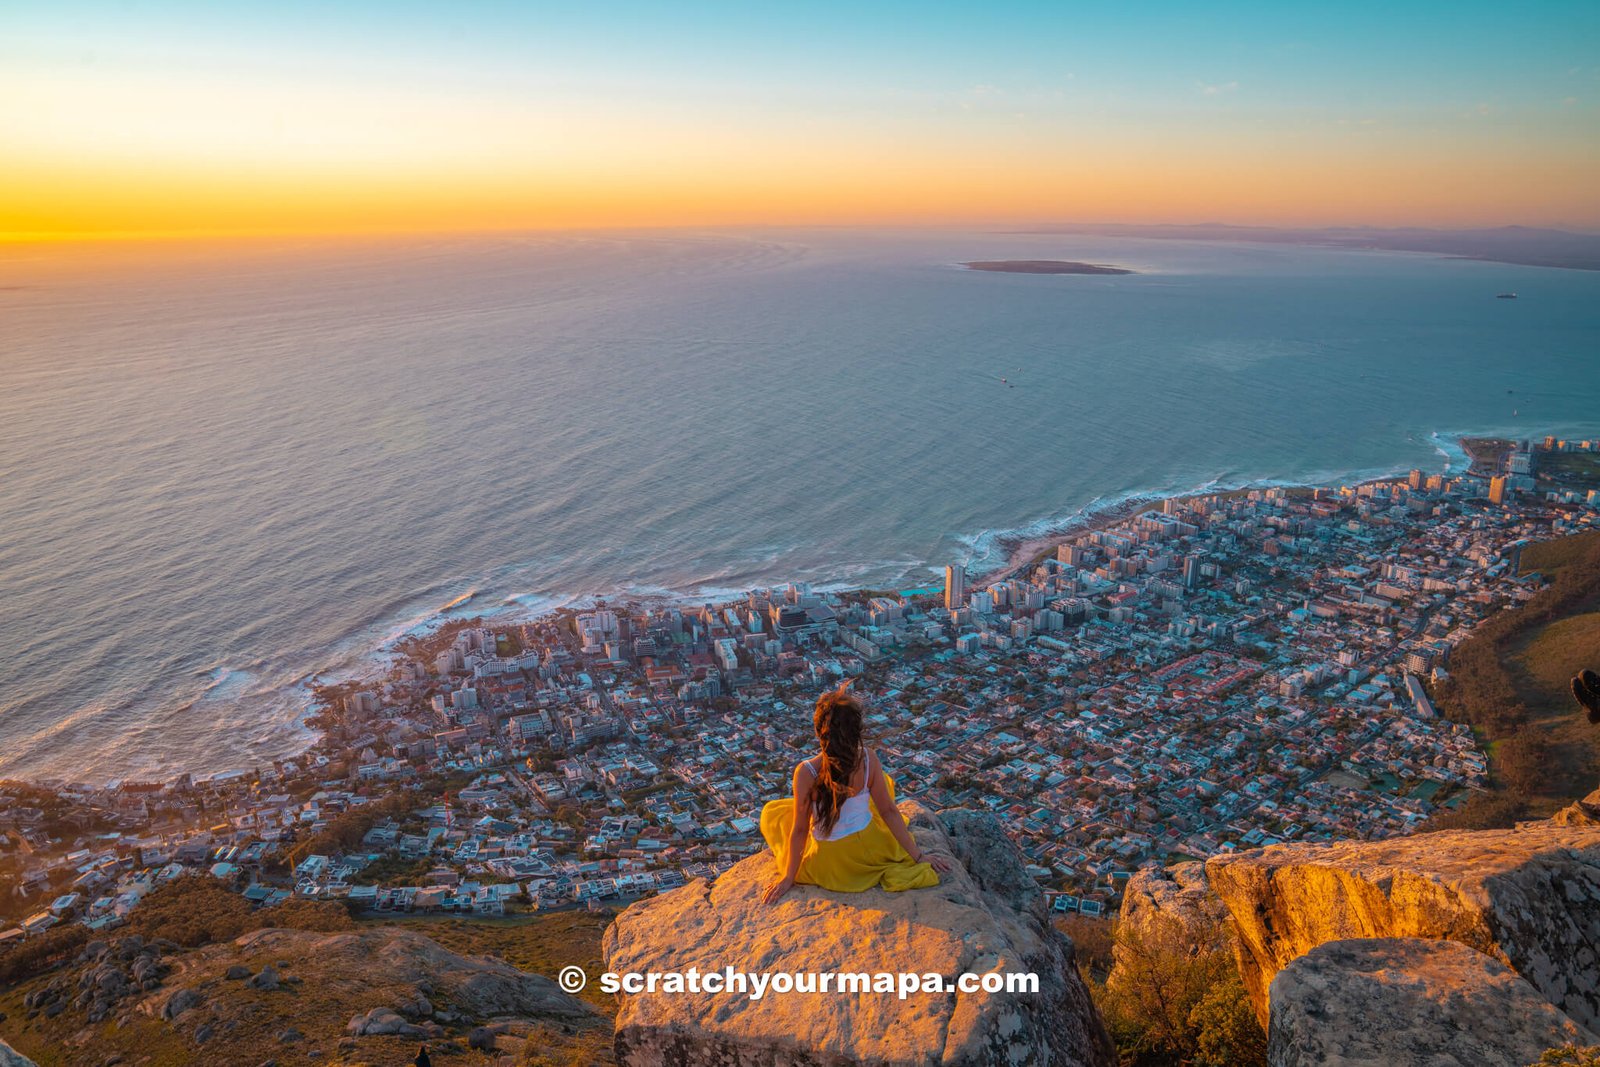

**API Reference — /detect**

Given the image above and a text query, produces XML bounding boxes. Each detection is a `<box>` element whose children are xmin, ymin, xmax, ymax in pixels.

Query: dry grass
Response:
<box><xmin>0</xmin><ymin>951</ymin><xmax>439</xmax><ymax>1067</ymax></box>
<box><xmin>1507</xmin><ymin>610</ymin><xmax>1600</xmax><ymax>809</ymax></box>
<box><xmin>370</xmin><ymin>909</ymin><xmax>618</xmax><ymax>1016</ymax></box>
<box><xmin>1522</xmin><ymin>531</ymin><xmax>1600</xmax><ymax>578</ymax></box>
<box><xmin>0</xmin><ymin>908</ymin><xmax>624</xmax><ymax>1066</ymax></box>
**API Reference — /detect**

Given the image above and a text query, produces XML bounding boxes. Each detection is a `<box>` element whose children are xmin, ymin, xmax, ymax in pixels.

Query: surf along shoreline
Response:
<box><xmin>17</xmin><ymin>436</ymin><xmax>1495</xmax><ymax>789</ymax></box>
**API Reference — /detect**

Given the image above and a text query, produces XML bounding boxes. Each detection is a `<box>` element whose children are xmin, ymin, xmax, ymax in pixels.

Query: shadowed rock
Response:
<box><xmin>1267</xmin><ymin>938</ymin><xmax>1597</xmax><ymax>1067</ymax></box>
<box><xmin>246</xmin><ymin>964</ymin><xmax>280</xmax><ymax>991</ymax></box>
<box><xmin>160</xmin><ymin>987</ymin><xmax>202</xmax><ymax>1022</ymax></box>
<box><xmin>346</xmin><ymin>1006</ymin><xmax>427</xmax><ymax>1038</ymax></box>
<box><xmin>0</xmin><ymin>1039</ymin><xmax>38</xmax><ymax>1067</ymax></box>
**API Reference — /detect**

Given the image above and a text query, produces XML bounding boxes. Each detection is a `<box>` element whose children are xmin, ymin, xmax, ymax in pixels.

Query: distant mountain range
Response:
<box><xmin>1009</xmin><ymin>223</ymin><xmax>1600</xmax><ymax>271</ymax></box>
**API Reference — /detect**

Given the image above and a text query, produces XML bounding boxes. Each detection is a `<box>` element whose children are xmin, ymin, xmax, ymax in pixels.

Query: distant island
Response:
<box><xmin>961</xmin><ymin>260</ymin><xmax>1136</xmax><ymax>275</ymax></box>
<box><xmin>1002</xmin><ymin>223</ymin><xmax>1600</xmax><ymax>271</ymax></box>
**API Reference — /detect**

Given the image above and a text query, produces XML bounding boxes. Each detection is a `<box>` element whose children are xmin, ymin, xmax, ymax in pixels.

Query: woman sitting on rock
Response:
<box><xmin>760</xmin><ymin>682</ymin><xmax>951</xmax><ymax>904</ymax></box>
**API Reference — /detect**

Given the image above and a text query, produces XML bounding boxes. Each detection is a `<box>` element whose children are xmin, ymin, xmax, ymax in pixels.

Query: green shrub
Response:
<box><xmin>126</xmin><ymin>874</ymin><xmax>352</xmax><ymax>947</ymax></box>
<box><xmin>0</xmin><ymin>923</ymin><xmax>90</xmax><ymax>985</ymax></box>
<box><xmin>1188</xmin><ymin>970</ymin><xmax>1268</xmax><ymax>1067</ymax></box>
<box><xmin>1095</xmin><ymin>915</ymin><xmax>1265</xmax><ymax>1067</ymax></box>
<box><xmin>1426</xmin><ymin>792</ymin><xmax>1529</xmax><ymax>831</ymax></box>
<box><xmin>284</xmin><ymin>789</ymin><xmax>420</xmax><ymax>868</ymax></box>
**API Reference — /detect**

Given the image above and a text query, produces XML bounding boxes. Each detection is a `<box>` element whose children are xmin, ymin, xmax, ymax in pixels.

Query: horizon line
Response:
<box><xmin>8</xmin><ymin>218</ymin><xmax>1600</xmax><ymax>246</ymax></box>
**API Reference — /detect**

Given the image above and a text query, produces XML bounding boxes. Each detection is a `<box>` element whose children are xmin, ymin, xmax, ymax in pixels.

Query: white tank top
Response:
<box><xmin>803</xmin><ymin>749</ymin><xmax>874</xmax><ymax>841</ymax></box>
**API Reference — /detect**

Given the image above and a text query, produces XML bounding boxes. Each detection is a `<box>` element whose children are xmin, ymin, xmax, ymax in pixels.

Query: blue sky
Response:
<box><xmin>5</xmin><ymin>1</ymin><xmax>1598</xmax><ymax>234</ymax></box>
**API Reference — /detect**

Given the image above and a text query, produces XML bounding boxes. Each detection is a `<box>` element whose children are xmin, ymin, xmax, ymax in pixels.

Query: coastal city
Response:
<box><xmin>4</xmin><ymin>436</ymin><xmax>1599</xmax><ymax>947</ymax></box>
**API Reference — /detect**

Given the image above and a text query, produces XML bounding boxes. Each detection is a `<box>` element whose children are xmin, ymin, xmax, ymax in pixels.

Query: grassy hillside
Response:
<box><xmin>372</xmin><ymin>909</ymin><xmax>617</xmax><ymax>1017</ymax></box>
<box><xmin>1521</xmin><ymin>531</ymin><xmax>1600</xmax><ymax>578</ymax></box>
<box><xmin>1519</xmin><ymin>612</ymin><xmax>1600</xmax><ymax>691</ymax></box>
<box><xmin>1430</xmin><ymin>530</ymin><xmax>1600</xmax><ymax>828</ymax></box>
<box><xmin>1504</xmin><ymin>607</ymin><xmax>1600</xmax><ymax>808</ymax></box>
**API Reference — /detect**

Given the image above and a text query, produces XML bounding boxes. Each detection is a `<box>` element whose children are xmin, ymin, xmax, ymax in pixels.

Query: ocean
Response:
<box><xmin>1</xmin><ymin>227</ymin><xmax>1596</xmax><ymax>784</ymax></box>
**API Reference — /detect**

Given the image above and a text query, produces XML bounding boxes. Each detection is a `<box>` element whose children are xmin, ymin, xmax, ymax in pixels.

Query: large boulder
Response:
<box><xmin>1112</xmin><ymin>861</ymin><xmax>1231</xmax><ymax>977</ymax></box>
<box><xmin>1266</xmin><ymin>938</ymin><xmax>1598</xmax><ymax>1067</ymax></box>
<box><xmin>346</xmin><ymin>1006</ymin><xmax>427</xmax><ymax>1038</ymax></box>
<box><xmin>246</xmin><ymin>964</ymin><xmax>281</xmax><ymax>991</ymax></box>
<box><xmin>1205</xmin><ymin>821</ymin><xmax>1600</xmax><ymax>1029</ymax></box>
<box><xmin>604</xmin><ymin>802</ymin><xmax>1115</xmax><ymax>1067</ymax></box>
<box><xmin>160</xmin><ymin>987</ymin><xmax>203</xmax><ymax>1022</ymax></box>
<box><xmin>1119</xmin><ymin>862</ymin><xmax>1225</xmax><ymax>937</ymax></box>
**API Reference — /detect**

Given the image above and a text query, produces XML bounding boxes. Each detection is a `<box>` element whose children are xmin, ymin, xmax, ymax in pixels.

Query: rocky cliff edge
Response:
<box><xmin>1115</xmin><ymin>791</ymin><xmax>1600</xmax><ymax>1067</ymax></box>
<box><xmin>604</xmin><ymin>801</ymin><xmax>1116</xmax><ymax>1067</ymax></box>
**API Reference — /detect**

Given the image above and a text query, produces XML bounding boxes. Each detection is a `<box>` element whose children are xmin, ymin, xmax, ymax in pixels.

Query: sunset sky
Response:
<box><xmin>5</xmin><ymin>1</ymin><xmax>1599</xmax><ymax>238</ymax></box>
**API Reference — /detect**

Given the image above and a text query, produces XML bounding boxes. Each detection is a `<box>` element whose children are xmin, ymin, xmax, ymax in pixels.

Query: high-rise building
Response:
<box><xmin>1408</xmin><ymin>469</ymin><xmax>1425</xmax><ymax>490</ymax></box>
<box><xmin>1488</xmin><ymin>476</ymin><xmax>1508</xmax><ymax>505</ymax></box>
<box><xmin>1182</xmin><ymin>555</ymin><xmax>1202</xmax><ymax>589</ymax></box>
<box><xmin>944</xmin><ymin>563</ymin><xmax>966</xmax><ymax>610</ymax></box>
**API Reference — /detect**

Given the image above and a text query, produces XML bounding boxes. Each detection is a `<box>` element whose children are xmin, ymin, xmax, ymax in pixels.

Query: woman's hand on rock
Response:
<box><xmin>926</xmin><ymin>854</ymin><xmax>953</xmax><ymax>873</ymax></box>
<box><xmin>762</xmin><ymin>875</ymin><xmax>795</xmax><ymax>905</ymax></box>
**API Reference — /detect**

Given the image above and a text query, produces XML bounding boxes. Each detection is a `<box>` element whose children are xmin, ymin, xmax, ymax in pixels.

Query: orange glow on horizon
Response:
<box><xmin>9</xmin><ymin>145</ymin><xmax>1600</xmax><ymax>243</ymax></box>
<box><xmin>6</xmin><ymin>40</ymin><xmax>1598</xmax><ymax>242</ymax></box>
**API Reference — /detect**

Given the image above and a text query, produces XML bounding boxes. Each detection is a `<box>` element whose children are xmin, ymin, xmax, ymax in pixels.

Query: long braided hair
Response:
<box><xmin>811</xmin><ymin>683</ymin><xmax>865</xmax><ymax>836</ymax></box>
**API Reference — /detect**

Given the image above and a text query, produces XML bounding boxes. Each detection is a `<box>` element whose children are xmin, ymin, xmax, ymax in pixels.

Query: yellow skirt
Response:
<box><xmin>759</xmin><ymin>772</ymin><xmax>940</xmax><ymax>893</ymax></box>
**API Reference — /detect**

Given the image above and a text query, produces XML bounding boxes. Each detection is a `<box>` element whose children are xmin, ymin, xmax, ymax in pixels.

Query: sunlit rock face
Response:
<box><xmin>1266</xmin><ymin>938</ymin><xmax>1598</xmax><ymax>1067</ymax></box>
<box><xmin>1204</xmin><ymin>822</ymin><xmax>1600</xmax><ymax>1031</ymax></box>
<box><xmin>603</xmin><ymin>802</ymin><xmax>1115</xmax><ymax>1067</ymax></box>
<box><xmin>1552</xmin><ymin>786</ymin><xmax>1600</xmax><ymax>827</ymax></box>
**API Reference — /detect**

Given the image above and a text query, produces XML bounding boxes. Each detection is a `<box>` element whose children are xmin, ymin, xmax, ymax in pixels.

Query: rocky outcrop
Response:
<box><xmin>1120</xmin><ymin>862</ymin><xmax>1224</xmax><ymax>936</ymax></box>
<box><xmin>1114</xmin><ymin>862</ymin><xmax>1230</xmax><ymax>968</ymax></box>
<box><xmin>346</xmin><ymin>1005</ymin><xmax>429</xmax><ymax>1037</ymax></box>
<box><xmin>1266</xmin><ymin>938</ymin><xmax>1597</xmax><ymax>1067</ymax></box>
<box><xmin>604</xmin><ymin>801</ymin><xmax>1115</xmax><ymax>1067</ymax></box>
<box><xmin>3</xmin><ymin>924</ymin><xmax>601</xmax><ymax>1065</ymax></box>
<box><xmin>1204</xmin><ymin>821</ymin><xmax>1600</xmax><ymax>1030</ymax></box>
<box><xmin>160</xmin><ymin>986</ymin><xmax>203</xmax><ymax>1021</ymax></box>
<box><xmin>1553</xmin><ymin>786</ymin><xmax>1600</xmax><ymax>827</ymax></box>
<box><xmin>0</xmin><ymin>1039</ymin><xmax>38</xmax><ymax>1067</ymax></box>
<box><xmin>19</xmin><ymin>934</ymin><xmax>172</xmax><ymax>1026</ymax></box>
<box><xmin>246</xmin><ymin>963</ymin><xmax>281</xmax><ymax>991</ymax></box>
